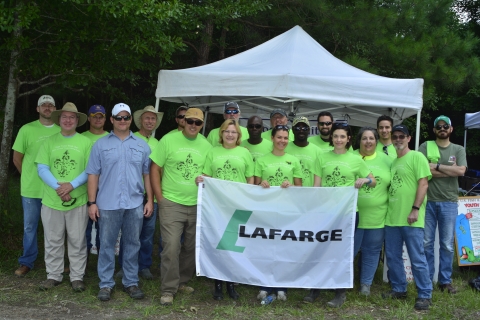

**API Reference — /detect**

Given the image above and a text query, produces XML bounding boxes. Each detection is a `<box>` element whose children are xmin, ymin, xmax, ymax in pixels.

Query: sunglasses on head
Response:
<box><xmin>247</xmin><ymin>124</ymin><xmax>262</xmax><ymax>129</ymax></box>
<box><xmin>318</xmin><ymin>121</ymin><xmax>332</xmax><ymax>126</ymax></box>
<box><xmin>176</xmin><ymin>114</ymin><xmax>185</xmax><ymax>119</ymax></box>
<box><xmin>186</xmin><ymin>118</ymin><xmax>203</xmax><ymax>126</ymax></box>
<box><xmin>435</xmin><ymin>124</ymin><xmax>450</xmax><ymax>130</ymax></box>
<box><xmin>225</xmin><ymin>109</ymin><xmax>239</xmax><ymax>114</ymax></box>
<box><xmin>294</xmin><ymin>126</ymin><xmax>309</xmax><ymax>131</ymax></box>
<box><xmin>113</xmin><ymin>115</ymin><xmax>131</xmax><ymax>121</ymax></box>
<box><xmin>392</xmin><ymin>134</ymin><xmax>407</xmax><ymax>140</ymax></box>
<box><xmin>274</xmin><ymin>125</ymin><xmax>289</xmax><ymax>130</ymax></box>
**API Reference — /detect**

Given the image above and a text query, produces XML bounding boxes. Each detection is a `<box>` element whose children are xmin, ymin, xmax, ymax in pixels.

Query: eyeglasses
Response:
<box><xmin>176</xmin><ymin>114</ymin><xmax>185</xmax><ymax>119</ymax></box>
<box><xmin>247</xmin><ymin>124</ymin><xmax>262</xmax><ymax>129</ymax></box>
<box><xmin>186</xmin><ymin>119</ymin><xmax>203</xmax><ymax>126</ymax></box>
<box><xmin>223</xmin><ymin>130</ymin><xmax>238</xmax><ymax>135</ymax></box>
<box><xmin>392</xmin><ymin>134</ymin><xmax>407</xmax><ymax>140</ymax></box>
<box><xmin>274</xmin><ymin>125</ymin><xmax>289</xmax><ymax>130</ymax></box>
<box><xmin>383</xmin><ymin>145</ymin><xmax>388</xmax><ymax>155</ymax></box>
<box><xmin>318</xmin><ymin>121</ymin><xmax>333</xmax><ymax>126</ymax></box>
<box><xmin>224</xmin><ymin>109</ymin><xmax>239</xmax><ymax>115</ymax></box>
<box><xmin>62</xmin><ymin>198</ymin><xmax>77</xmax><ymax>207</ymax></box>
<box><xmin>293</xmin><ymin>126</ymin><xmax>309</xmax><ymax>131</ymax></box>
<box><xmin>113</xmin><ymin>115</ymin><xmax>131</xmax><ymax>121</ymax></box>
<box><xmin>435</xmin><ymin>124</ymin><xmax>450</xmax><ymax>130</ymax></box>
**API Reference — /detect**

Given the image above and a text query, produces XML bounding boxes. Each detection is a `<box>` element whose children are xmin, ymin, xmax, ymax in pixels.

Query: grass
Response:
<box><xmin>1</xmin><ymin>176</ymin><xmax>480</xmax><ymax>319</ymax></box>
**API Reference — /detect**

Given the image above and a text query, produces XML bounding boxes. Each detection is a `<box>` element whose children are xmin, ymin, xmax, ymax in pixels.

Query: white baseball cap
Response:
<box><xmin>38</xmin><ymin>95</ymin><xmax>55</xmax><ymax>107</ymax></box>
<box><xmin>112</xmin><ymin>103</ymin><xmax>131</xmax><ymax>116</ymax></box>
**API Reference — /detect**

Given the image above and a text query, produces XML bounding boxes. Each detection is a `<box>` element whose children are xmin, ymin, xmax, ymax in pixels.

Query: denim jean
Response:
<box><xmin>86</xmin><ymin>218</ymin><xmax>100</xmax><ymax>252</ymax></box>
<box><xmin>354</xmin><ymin>228</ymin><xmax>385</xmax><ymax>285</ymax></box>
<box><xmin>424</xmin><ymin>201</ymin><xmax>458</xmax><ymax>285</ymax></box>
<box><xmin>18</xmin><ymin>197</ymin><xmax>42</xmax><ymax>269</ymax></box>
<box><xmin>97</xmin><ymin>205</ymin><xmax>143</xmax><ymax>289</ymax></box>
<box><xmin>119</xmin><ymin>203</ymin><xmax>157</xmax><ymax>271</ymax></box>
<box><xmin>385</xmin><ymin>226</ymin><xmax>432</xmax><ymax>298</ymax></box>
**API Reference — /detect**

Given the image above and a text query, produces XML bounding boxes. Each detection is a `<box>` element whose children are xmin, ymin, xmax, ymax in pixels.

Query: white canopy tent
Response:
<box><xmin>464</xmin><ymin>111</ymin><xmax>480</xmax><ymax>148</ymax></box>
<box><xmin>155</xmin><ymin>25</ymin><xmax>424</xmax><ymax>147</ymax></box>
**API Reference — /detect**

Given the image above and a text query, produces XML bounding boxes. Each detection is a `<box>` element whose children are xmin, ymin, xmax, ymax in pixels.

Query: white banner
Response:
<box><xmin>196</xmin><ymin>177</ymin><xmax>357</xmax><ymax>289</ymax></box>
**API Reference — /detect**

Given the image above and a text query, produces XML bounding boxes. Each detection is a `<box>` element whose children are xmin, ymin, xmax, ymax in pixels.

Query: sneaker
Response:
<box><xmin>304</xmin><ymin>289</ymin><xmax>320</xmax><ymax>303</ymax></box>
<box><xmin>439</xmin><ymin>283</ymin><xmax>457</xmax><ymax>294</ymax></box>
<box><xmin>71</xmin><ymin>280</ymin><xmax>86</xmax><ymax>292</ymax></box>
<box><xmin>14</xmin><ymin>265</ymin><xmax>31</xmax><ymax>277</ymax></box>
<box><xmin>139</xmin><ymin>268</ymin><xmax>154</xmax><ymax>280</ymax></box>
<box><xmin>123</xmin><ymin>285</ymin><xmax>145</xmax><ymax>299</ymax></box>
<box><xmin>178</xmin><ymin>284</ymin><xmax>194</xmax><ymax>294</ymax></box>
<box><xmin>257</xmin><ymin>290</ymin><xmax>268</xmax><ymax>300</ymax></box>
<box><xmin>98</xmin><ymin>287</ymin><xmax>112</xmax><ymax>301</ymax></box>
<box><xmin>277</xmin><ymin>291</ymin><xmax>287</xmax><ymax>301</ymax></box>
<box><xmin>160</xmin><ymin>293</ymin><xmax>174</xmax><ymax>305</ymax></box>
<box><xmin>115</xmin><ymin>269</ymin><xmax>124</xmax><ymax>279</ymax></box>
<box><xmin>414</xmin><ymin>298</ymin><xmax>432</xmax><ymax>310</ymax></box>
<box><xmin>39</xmin><ymin>279</ymin><xmax>61</xmax><ymax>291</ymax></box>
<box><xmin>359</xmin><ymin>284</ymin><xmax>371</xmax><ymax>296</ymax></box>
<box><xmin>382</xmin><ymin>290</ymin><xmax>407</xmax><ymax>299</ymax></box>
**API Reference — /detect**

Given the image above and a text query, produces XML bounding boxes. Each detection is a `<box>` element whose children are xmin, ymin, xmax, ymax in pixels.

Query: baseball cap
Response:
<box><xmin>88</xmin><ymin>105</ymin><xmax>106</xmax><ymax>116</ymax></box>
<box><xmin>185</xmin><ymin>108</ymin><xmax>204</xmax><ymax>121</ymax></box>
<box><xmin>38</xmin><ymin>95</ymin><xmax>55</xmax><ymax>107</ymax></box>
<box><xmin>112</xmin><ymin>103</ymin><xmax>131</xmax><ymax>116</ymax></box>
<box><xmin>270</xmin><ymin>108</ymin><xmax>287</xmax><ymax>118</ymax></box>
<box><xmin>434</xmin><ymin>115</ymin><xmax>451</xmax><ymax>126</ymax></box>
<box><xmin>223</xmin><ymin>101</ymin><xmax>240</xmax><ymax>112</ymax></box>
<box><xmin>392</xmin><ymin>124</ymin><xmax>409</xmax><ymax>136</ymax></box>
<box><xmin>292</xmin><ymin>116</ymin><xmax>310</xmax><ymax>127</ymax></box>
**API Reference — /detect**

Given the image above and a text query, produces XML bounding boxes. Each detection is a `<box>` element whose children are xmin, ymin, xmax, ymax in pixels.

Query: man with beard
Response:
<box><xmin>376</xmin><ymin>115</ymin><xmax>396</xmax><ymax>159</ymax></box>
<box><xmin>207</xmin><ymin>102</ymin><xmax>249</xmax><ymax>146</ymax></box>
<box><xmin>166</xmin><ymin>106</ymin><xmax>188</xmax><ymax>135</ymax></box>
<box><xmin>261</xmin><ymin>108</ymin><xmax>293</xmax><ymax>141</ymax></box>
<box><xmin>383</xmin><ymin>124</ymin><xmax>432</xmax><ymax>310</ymax></box>
<box><xmin>418</xmin><ymin>115</ymin><xmax>467</xmax><ymax>294</ymax></box>
<box><xmin>240</xmin><ymin>116</ymin><xmax>272</xmax><ymax>162</ymax></box>
<box><xmin>285</xmin><ymin>116</ymin><xmax>321</xmax><ymax>187</ymax></box>
<box><xmin>12</xmin><ymin>95</ymin><xmax>60</xmax><ymax>277</ymax></box>
<box><xmin>308</xmin><ymin>111</ymin><xmax>333</xmax><ymax>151</ymax></box>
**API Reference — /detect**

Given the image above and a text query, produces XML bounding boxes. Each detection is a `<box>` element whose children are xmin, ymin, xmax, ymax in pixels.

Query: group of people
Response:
<box><xmin>12</xmin><ymin>97</ymin><xmax>467</xmax><ymax>311</ymax></box>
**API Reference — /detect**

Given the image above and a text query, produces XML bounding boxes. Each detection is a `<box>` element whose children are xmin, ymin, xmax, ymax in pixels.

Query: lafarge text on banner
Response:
<box><xmin>196</xmin><ymin>177</ymin><xmax>358</xmax><ymax>289</ymax></box>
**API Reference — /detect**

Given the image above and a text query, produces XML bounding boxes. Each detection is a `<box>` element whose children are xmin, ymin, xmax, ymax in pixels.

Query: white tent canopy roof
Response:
<box><xmin>465</xmin><ymin>112</ymin><xmax>480</xmax><ymax>129</ymax></box>
<box><xmin>155</xmin><ymin>25</ymin><xmax>423</xmax><ymax>128</ymax></box>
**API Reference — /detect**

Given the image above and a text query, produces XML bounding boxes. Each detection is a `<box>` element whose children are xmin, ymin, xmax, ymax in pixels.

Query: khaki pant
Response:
<box><xmin>159</xmin><ymin>198</ymin><xmax>197</xmax><ymax>295</ymax></box>
<box><xmin>41</xmin><ymin>204</ymin><xmax>88</xmax><ymax>282</ymax></box>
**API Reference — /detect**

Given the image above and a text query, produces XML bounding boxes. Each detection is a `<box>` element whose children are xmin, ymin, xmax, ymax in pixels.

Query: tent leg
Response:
<box><xmin>203</xmin><ymin>108</ymin><xmax>209</xmax><ymax>136</ymax></box>
<box><xmin>415</xmin><ymin>110</ymin><xmax>421</xmax><ymax>150</ymax></box>
<box><xmin>152</xmin><ymin>97</ymin><xmax>161</xmax><ymax>138</ymax></box>
<box><xmin>464</xmin><ymin>129</ymin><xmax>467</xmax><ymax>149</ymax></box>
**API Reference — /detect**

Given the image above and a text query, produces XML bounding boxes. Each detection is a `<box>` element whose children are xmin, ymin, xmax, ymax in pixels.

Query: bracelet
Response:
<box><xmin>435</xmin><ymin>163</ymin><xmax>440</xmax><ymax>171</ymax></box>
<box><xmin>412</xmin><ymin>205</ymin><xmax>420</xmax><ymax>210</ymax></box>
<box><xmin>366</xmin><ymin>177</ymin><xmax>372</xmax><ymax>184</ymax></box>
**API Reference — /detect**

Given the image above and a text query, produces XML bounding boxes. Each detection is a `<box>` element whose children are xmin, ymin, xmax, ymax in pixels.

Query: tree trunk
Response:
<box><xmin>218</xmin><ymin>27</ymin><xmax>228</xmax><ymax>60</ymax></box>
<box><xmin>197</xmin><ymin>19</ymin><xmax>213</xmax><ymax>66</ymax></box>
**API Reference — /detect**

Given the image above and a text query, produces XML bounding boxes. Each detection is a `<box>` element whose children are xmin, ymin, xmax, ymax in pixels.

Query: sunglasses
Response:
<box><xmin>392</xmin><ymin>134</ymin><xmax>407</xmax><ymax>140</ymax></box>
<box><xmin>112</xmin><ymin>115</ymin><xmax>131</xmax><ymax>121</ymax></box>
<box><xmin>435</xmin><ymin>124</ymin><xmax>450</xmax><ymax>130</ymax></box>
<box><xmin>176</xmin><ymin>114</ymin><xmax>185</xmax><ymax>119</ymax></box>
<box><xmin>294</xmin><ymin>126</ymin><xmax>309</xmax><ymax>131</ymax></box>
<box><xmin>274</xmin><ymin>125</ymin><xmax>289</xmax><ymax>130</ymax></box>
<box><xmin>382</xmin><ymin>145</ymin><xmax>388</xmax><ymax>155</ymax></box>
<box><xmin>247</xmin><ymin>124</ymin><xmax>262</xmax><ymax>129</ymax></box>
<box><xmin>186</xmin><ymin>119</ymin><xmax>203</xmax><ymax>126</ymax></box>
<box><xmin>224</xmin><ymin>109</ymin><xmax>239</xmax><ymax>114</ymax></box>
<box><xmin>318</xmin><ymin>121</ymin><xmax>333</xmax><ymax>126</ymax></box>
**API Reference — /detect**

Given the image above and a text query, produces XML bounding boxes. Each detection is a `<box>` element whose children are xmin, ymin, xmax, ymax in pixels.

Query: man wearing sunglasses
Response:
<box><xmin>383</xmin><ymin>124</ymin><xmax>433</xmax><ymax>310</ymax></box>
<box><xmin>418</xmin><ymin>115</ymin><xmax>467</xmax><ymax>294</ymax></box>
<box><xmin>207</xmin><ymin>101</ymin><xmax>249</xmax><ymax>146</ymax></box>
<box><xmin>150</xmin><ymin>108</ymin><xmax>212</xmax><ymax>305</ymax></box>
<box><xmin>261</xmin><ymin>108</ymin><xmax>294</xmax><ymax>141</ymax></box>
<box><xmin>35</xmin><ymin>103</ymin><xmax>92</xmax><ymax>292</ymax></box>
<box><xmin>376</xmin><ymin>115</ymin><xmax>397</xmax><ymax>159</ymax></box>
<box><xmin>308</xmin><ymin>111</ymin><xmax>334</xmax><ymax>151</ymax></box>
<box><xmin>86</xmin><ymin>103</ymin><xmax>154</xmax><ymax>301</ymax></box>
<box><xmin>166</xmin><ymin>106</ymin><xmax>188</xmax><ymax>135</ymax></box>
<box><xmin>240</xmin><ymin>116</ymin><xmax>272</xmax><ymax>162</ymax></box>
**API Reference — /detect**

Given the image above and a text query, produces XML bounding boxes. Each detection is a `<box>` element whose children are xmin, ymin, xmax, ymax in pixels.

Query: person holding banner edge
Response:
<box><xmin>254</xmin><ymin>124</ymin><xmax>302</xmax><ymax>302</ymax></box>
<box><xmin>197</xmin><ymin>119</ymin><xmax>255</xmax><ymax>300</ymax></box>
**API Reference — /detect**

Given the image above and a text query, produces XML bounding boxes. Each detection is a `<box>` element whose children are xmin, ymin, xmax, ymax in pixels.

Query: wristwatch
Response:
<box><xmin>87</xmin><ymin>201</ymin><xmax>96</xmax><ymax>207</ymax></box>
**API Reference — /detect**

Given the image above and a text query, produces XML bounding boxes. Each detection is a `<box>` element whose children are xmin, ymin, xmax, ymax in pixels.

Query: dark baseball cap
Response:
<box><xmin>392</xmin><ymin>124</ymin><xmax>409</xmax><ymax>136</ymax></box>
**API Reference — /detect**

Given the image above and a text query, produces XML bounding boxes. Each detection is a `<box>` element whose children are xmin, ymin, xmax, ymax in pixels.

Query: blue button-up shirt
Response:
<box><xmin>86</xmin><ymin>131</ymin><xmax>151</xmax><ymax>210</ymax></box>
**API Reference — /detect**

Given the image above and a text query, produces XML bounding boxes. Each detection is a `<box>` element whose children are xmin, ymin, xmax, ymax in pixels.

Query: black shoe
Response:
<box><xmin>382</xmin><ymin>290</ymin><xmax>407</xmax><ymax>299</ymax></box>
<box><xmin>123</xmin><ymin>285</ymin><xmax>145</xmax><ymax>299</ymax></box>
<box><xmin>98</xmin><ymin>287</ymin><xmax>112</xmax><ymax>301</ymax></box>
<box><xmin>226</xmin><ymin>282</ymin><xmax>239</xmax><ymax>300</ymax></box>
<box><xmin>304</xmin><ymin>289</ymin><xmax>320</xmax><ymax>303</ymax></box>
<box><xmin>414</xmin><ymin>298</ymin><xmax>432</xmax><ymax>310</ymax></box>
<box><xmin>439</xmin><ymin>283</ymin><xmax>457</xmax><ymax>294</ymax></box>
<box><xmin>213</xmin><ymin>280</ymin><xmax>223</xmax><ymax>300</ymax></box>
<box><xmin>327</xmin><ymin>289</ymin><xmax>346</xmax><ymax>308</ymax></box>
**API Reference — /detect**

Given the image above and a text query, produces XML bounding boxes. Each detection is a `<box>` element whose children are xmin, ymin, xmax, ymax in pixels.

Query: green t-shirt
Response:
<box><xmin>150</xmin><ymin>131</ymin><xmax>212</xmax><ymax>205</ymax></box>
<box><xmin>207</xmin><ymin>126</ymin><xmax>249</xmax><ymax>147</ymax></box>
<box><xmin>353</xmin><ymin>150</ymin><xmax>393</xmax><ymax>228</ymax></box>
<box><xmin>203</xmin><ymin>146</ymin><xmax>254</xmax><ymax>183</ymax></box>
<box><xmin>307</xmin><ymin>135</ymin><xmax>333</xmax><ymax>152</ymax></box>
<box><xmin>12</xmin><ymin>120</ymin><xmax>61</xmax><ymax>198</ymax></box>
<box><xmin>285</xmin><ymin>143</ymin><xmax>322</xmax><ymax>187</ymax></box>
<box><xmin>133</xmin><ymin>131</ymin><xmax>159</xmax><ymax>150</ymax></box>
<box><xmin>375</xmin><ymin>142</ymin><xmax>397</xmax><ymax>159</ymax></box>
<box><xmin>81</xmin><ymin>130</ymin><xmax>108</xmax><ymax>144</ymax></box>
<box><xmin>385</xmin><ymin>151</ymin><xmax>432</xmax><ymax>228</ymax></box>
<box><xmin>418</xmin><ymin>141</ymin><xmax>467</xmax><ymax>202</ymax></box>
<box><xmin>35</xmin><ymin>133</ymin><xmax>92</xmax><ymax>211</ymax></box>
<box><xmin>240</xmin><ymin>138</ymin><xmax>273</xmax><ymax>163</ymax></box>
<box><xmin>318</xmin><ymin>151</ymin><xmax>371</xmax><ymax>187</ymax></box>
<box><xmin>261</xmin><ymin>129</ymin><xmax>294</xmax><ymax>141</ymax></box>
<box><xmin>254</xmin><ymin>153</ymin><xmax>302</xmax><ymax>186</ymax></box>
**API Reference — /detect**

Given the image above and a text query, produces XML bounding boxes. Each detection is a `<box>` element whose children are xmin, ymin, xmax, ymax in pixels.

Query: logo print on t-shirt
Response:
<box><xmin>325</xmin><ymin>166</ymin><xmax>346</xmax><ymax>187</ymax></box>
<box><xmin>363</xmin><ymin>175</ymin><xmax>381</xmax><ymax>193</ymax></box>
<box><xmin>216</xmin><ymin>160</ymin><xmax>238</xmax><ymax>181</ymax></box>
<box><xmin>300</xmin><ymin>160</ymin><xmax>311</xmax><ymax>180</ymax></box>
<box><xmin>177</xmin><ymin>154</ymin><xmax>199</xmax><ymax>180</ymax></box>
<box><xmin>267</xmin><ymin>168</ymin><xmax>289</xmax><ymax>186</ymax></box>
<box><xmin>54</xmin><ymin>150</ymin><xmax>77</xmax><ymax>178</ymax></box>
<box><xmin>388</xmin><ymin>172</ymin><xmax>402</xmax><ymax>196</ymax></box>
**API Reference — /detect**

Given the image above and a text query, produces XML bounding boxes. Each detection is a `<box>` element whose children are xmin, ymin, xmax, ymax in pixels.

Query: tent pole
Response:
<box><xmin>464</xmin><ymin>129</ymin><xmax>467</xmax><ymax>149</ymax></box>
<box><xmin>415</xmin><ymin>110</ymin><xmax>421</xmax><ymax>150</ymax></box>
<box><xmin>203</xmin><ymin>106</ymin><xmax>209</xmax><ymax>136</ymax></box>
<box><xmin>152</xmin><ymin>97</ymin><xmax>160</xmax><ymax>138</ymax></box>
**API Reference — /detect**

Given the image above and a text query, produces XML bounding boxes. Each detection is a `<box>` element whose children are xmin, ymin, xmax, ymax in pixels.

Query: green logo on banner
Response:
<box><xmin>216</xmin><ymin>209</ymin><xmax>253</xmax><ymax>253</ymax></box>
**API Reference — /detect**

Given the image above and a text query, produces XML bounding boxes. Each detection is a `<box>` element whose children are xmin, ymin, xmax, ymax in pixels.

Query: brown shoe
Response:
<box><xmin>439</xmin><ymin>283</ymin><xmax>457</xmax><ymax>294</ymax></box>
<box><xmin>14</xmin><ymin>265</ymin><xmax>31</xmax><ymax>277</ymax></box>
<box><xmin>39</xmin><ymin>279</ymin><xmax>61</xmax><ymax>291</ymax></box>
<box><xmin>71</xmin><ymin>280</ymin><xmax>86</xmax><ymax>292</ymax></box>
<box><xmin>178</xmin><ymin>284</ymin><xmax>194</xmax><ymax>294</ymax></box>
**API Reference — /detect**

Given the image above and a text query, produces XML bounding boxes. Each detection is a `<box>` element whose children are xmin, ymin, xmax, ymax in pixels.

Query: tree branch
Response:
<box><xmin>17</xmin><ymin>73</ymin><xmax>65</xmax><ymax>86</ymax></box>
<box><xmin>17</xmin><ymin>81</ymin><xmax>57</xmax><ymax>98</ymax></box>
<box><xmin>183</xmin><ymin>40</ymin><xmax>200</xmax><ymax>56</ymax></box>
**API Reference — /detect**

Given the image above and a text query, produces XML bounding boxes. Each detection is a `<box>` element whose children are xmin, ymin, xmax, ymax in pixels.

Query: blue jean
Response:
<box><xmin>86</xmin><ymin>218</ymin><xmax>100</xmax><ymax>252</ymax></box>
<box><xmin>354</xmin><ymin>228</ymin><xmax>385</xmax><ymax>285</ymax></box>
<box><xmin>97</xmin><ymin>205</ymin><xmax>143</xmax><ymax>289</ymax></box>
<box><xmin>18</xmin><ymin>197</ymin><xmax>42</xmax><ymax>269</ymax></box>
<box><xmin>424</xmin><ymin>201</ymin><xmax>458</xmax><ymax>285</ymax></box>
<box><xmin>119</xmin><ymin>203</ymin><xmax>157</xmax><ymax>271</ymax></box>
<box><xmin>385</xmin><ymin>226</ymin><xmax>432</xmax><ymax>298</ymax></box>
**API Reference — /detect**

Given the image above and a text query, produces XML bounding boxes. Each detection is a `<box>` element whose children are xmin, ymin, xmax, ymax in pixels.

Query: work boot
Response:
<box><xmin>304</xmin><ymin>289</ymin><xmax>320</xmax><ymax>303</ymax></box>
<box><xmin>226</xmin><ymin>281</ymin><xmax>239</xmax><ymax>300</ymax></box>
<box><xmin>213</xmin><ymin>280</ymin><xmax>223</xmax><ymax>300</ymax></box>
<box><xmin>327</xmin><ymin>289</ymin><xmax>346</xmax><ymax>308</ymax></box>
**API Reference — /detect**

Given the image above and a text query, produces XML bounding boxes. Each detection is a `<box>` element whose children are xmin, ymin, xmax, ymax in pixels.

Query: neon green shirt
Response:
<box><xmin>81</xmin><ymin>130</ymin><xmax>108</xmax><ymax>144</ymax></box>
<box><xmin>240</xmin><ymin>138</ymin><xmax>273</xmax><ymax>163</ymax></box>
<box><xmin>254</xmin><ymin>153</ymin><xmax>302</xmax><ymax>186</ymax></box>
<box><xmin>134</xmin><ymin>131</ymin><xmax>159</xmax><ymax>150</ymax></box>
<box><xmin>207</xmin><ymin>126</ymin><xmax>249</xmax><ymax>147</ymax></box>
<box><xmin>353</xmin><ymin>150</ymin><xmax>393</xmax><ymax>228</ymax></box>
<box><xmin>261</xmin><ymin>129</ymin><xmax>294</xmax><ymax>141</ymax></box>
<box><xmin>35</xmin><ymin>133</ymin><xmax>92</xmax><ymax>211</ymax></box>
<box><xmin>285</xmin><ymin>143</ymin><xmax>321</xmax><ymax>187</ymax></box>
<box><xmin>307</xmin><ymin>135</ymin><xmax>333</xmax><ymax>152</ymax></box>
<box><xmin>12</xmin><ymin>120</ymin><xmax>61</xmax><ymax>198</ymax></box>
<box><xmin>150</xmin><ymin>131</ymin><xmax>212</xmax><ymax>205</ymax></box>
<box><xmin>375</xmin><ymin>142</ymin><xmax>397</xmax><ymax>159</ymax></box>
<box><xmin>386</xmin><ymin>151</ymin><xmax>431</xmax><ymax>228</ymax></box>
<box><xmin>203</xmin><ymin>146</ymin><xmax>254</xmax><ymax>182</ymax></box>
<box><xmin>318</xmin><ymin>151</ymin><xmax>371</xmax><ymax>187</ymax></box>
